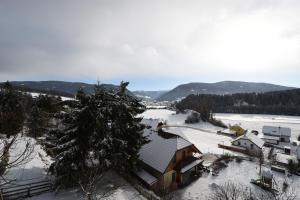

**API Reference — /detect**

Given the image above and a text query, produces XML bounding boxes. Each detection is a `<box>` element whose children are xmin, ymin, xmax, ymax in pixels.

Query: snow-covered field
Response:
<box><xmin>29</xmin><ymin>92</ymin><xmax>74</xmax><ymax>101</ymax></box>
<box><xmin>140</xmin><ymin>110</ymin><xmax>300</xmax><ymax>153</ymax></box>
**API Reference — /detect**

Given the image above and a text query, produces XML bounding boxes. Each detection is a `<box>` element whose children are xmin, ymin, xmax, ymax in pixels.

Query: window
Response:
<box><xmin>250</xmin><ymin>144</ymin><xmax>254</xmax><ymax>149</ymax></box>
<box><xmin>237</xmin><ymin>141</ymin><xmax>241</xmax><ymax>146</ymax></box>
<box><xmin>172</xmin><ymin>172</ymin><xmax>176</xmax><ymax>182</ymax></box>
<box><xmin>182</xmin><ymin>150</ymin><xmax>186</xmax><ymax>158</ymax></box>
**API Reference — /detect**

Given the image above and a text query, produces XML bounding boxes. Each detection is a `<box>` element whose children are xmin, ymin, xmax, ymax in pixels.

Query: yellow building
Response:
<box><xmin>230</xmin><ymin>125</ymin><xmax>245</xmax><ymax>137</ymax></box>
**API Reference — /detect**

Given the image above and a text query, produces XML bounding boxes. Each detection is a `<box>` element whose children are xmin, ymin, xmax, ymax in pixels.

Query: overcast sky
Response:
<box><xmin>1</xmin><ymin>0</ymin><xmax>300</xmax><ymax>90</ymax></box>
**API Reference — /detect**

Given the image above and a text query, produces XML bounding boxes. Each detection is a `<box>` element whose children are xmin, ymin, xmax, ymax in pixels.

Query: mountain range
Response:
<box><xmin>4</xmin><ymin>80</ymin><xmax>296</xmax><ymax>102</ymax></box>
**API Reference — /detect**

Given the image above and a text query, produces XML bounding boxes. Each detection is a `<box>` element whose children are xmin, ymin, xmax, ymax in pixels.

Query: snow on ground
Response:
<box><xmin>215</xmin><ymin>113</ymin><xmax>300</xmax><ymax>141</ymax></box>
<box><xmin>27</xmin><ymin>171</ymin><xmax>146</xmax><ymax>200</ymax></box>
<box><xmin>141</xmin><ymin>109</ymin><xmax>300</xmax><ymax>154</ymax></box>
<box><xmin>2</xmin><ymin>135</ymin><xmax>144</xmax><ymax>200</ymax></box>
<box><xmin>29</xmin><ymin>92</ymin><xmax>74</xmax><ymax>101</ymax></box>
<box><xmin>174</xmin><ymin>160</ymin><xmax>300</xmax><ymax>200</ymax></box>
<box><xmin>140</xmin><ymin>109</ymin><xmax>236</xmax><ymax>155</ymax></box>
<box><xmin>4</xmin><ymin>135</ymin><xmax>52</xmax><ymax>184</ymax></box>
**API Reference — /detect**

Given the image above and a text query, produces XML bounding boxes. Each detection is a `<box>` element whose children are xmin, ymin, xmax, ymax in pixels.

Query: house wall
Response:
<box><xmin>281</xmin><ymin>136</ymin><xmax>290</xmax><ymax>143</ymax></box>
<box><xmin>263</xmin><ymin>133</ymin><xmax>290</xmax><ymax>143</ymax></box>
<box><xmin>262</xmin><ymin>138</ymin><xmax>279</xmax><ymax>145</ymax></box>
<box><xmin>163</xmin><ymin>170</ymin><xmax>175</xmax><ymax>188</ymax></box>
<box><xmin>232</xmin><ymin>138</ymin><xmax>261</xmax><ymax>156</ymax></box>
<box><xmin>165</xmin><ymin>145</ymin><xmax>195</xmax><ymax>173</ymax></box>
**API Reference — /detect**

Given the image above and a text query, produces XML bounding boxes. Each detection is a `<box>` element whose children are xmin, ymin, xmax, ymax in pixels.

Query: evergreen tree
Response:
<box><xmin>48</xmin><ymin>82</ymin><xmax>147</xmax><ymax>187</ymax></box>
<box><xmin>93</xmin><ymin>81</ymin><xmax>146</xmax><ymax>172</ymax></box>
<box><xmin>48</xmin><ymin>90</ymin><xmax>95</xmax><ymax>186</ymax></box>
<box><xmin>27</xmin><ymin>102</ymin><xmax>46</xmax><ymax>138</ymax></box>
<box><xmin>0</xmin><ymin>81</ymin><xmax>25</xmax><ymax>137</ymax></box>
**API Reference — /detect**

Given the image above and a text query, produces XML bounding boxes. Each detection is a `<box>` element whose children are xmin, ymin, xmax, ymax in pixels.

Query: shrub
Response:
<box><xmin>185</xmin><ymin>112</ymin><xmax>200</xmax><ymax>124</ymax></box>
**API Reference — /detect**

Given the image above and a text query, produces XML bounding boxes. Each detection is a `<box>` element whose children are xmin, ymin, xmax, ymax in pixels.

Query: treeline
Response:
<box><xmin>11</xmin><ymin>84</ymin><xmax>75</xmax><ymax>98</ymax></box>
<box><xmin>176</xmin><ymin>89</ymin><xmax>300</xmax><ymax>116</ymax></box>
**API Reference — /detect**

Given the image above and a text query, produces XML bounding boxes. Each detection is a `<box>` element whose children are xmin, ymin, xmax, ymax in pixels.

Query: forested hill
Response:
<box><xmin>157</xmin><ymin>81</ymin><xmax>295</xmax><ymax>101</ymax></box>
<box><xmin>4</xmin><ymin>81</ymin><xmax>133</xmax><ymax>97</ymax></box>
<box><xmin>176</xmin><ymin>89</ymin><xmax>300</xmax><ymax>116</ymax></box>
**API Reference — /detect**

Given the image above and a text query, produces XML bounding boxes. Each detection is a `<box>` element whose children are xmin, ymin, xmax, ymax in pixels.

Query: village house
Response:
<box><xmin>231</xmin><ymin>131</ymin><xmax>264</xmax><ymax>156</ymax></box>
<box><xmin>262</xmin><ymin>126</ymin><xmax>291</xmax><ymax>143</ymax></box>
<box><xmin>136</xmin><ymin>119</ymin><xmax>203</xmax><ymax>192</ymax></box>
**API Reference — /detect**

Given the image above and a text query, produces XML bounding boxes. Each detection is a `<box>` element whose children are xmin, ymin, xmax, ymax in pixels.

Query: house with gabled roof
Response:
<box><xmin>232</xmin><ymin>130</ymin><xmax>264</xmax><ymax>156</ymax></box>
<box><xmin>136</xmin><ymin>119</ymin><xmax>203</xmax><ymax>192</ymax></box>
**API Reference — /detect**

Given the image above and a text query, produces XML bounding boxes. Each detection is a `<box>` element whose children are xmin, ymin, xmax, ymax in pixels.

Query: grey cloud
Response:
<box><xmin>0</xmin><ymin>0</ymin><xmax>300</xmax><ymax>84</ymax></box>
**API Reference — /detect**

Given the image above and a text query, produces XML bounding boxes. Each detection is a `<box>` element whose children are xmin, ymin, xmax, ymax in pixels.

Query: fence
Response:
<box><xmin>0</xmin><ymin>180</ymin><xmax>53</xmax><ymax>200</ymax></box>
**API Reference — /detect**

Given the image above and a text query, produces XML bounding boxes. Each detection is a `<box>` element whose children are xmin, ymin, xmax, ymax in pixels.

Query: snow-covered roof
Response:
<box><xmin>139</xmin><ymin>119</ymin><xmax>194</xmax><ymax>173</ymax></box>
<box><xmin>262</xmin><ymin>126</ymin><xmax>291</xmax><ymax>137</ymax></box>
<box><xmin>136</xmin><ymin>169</ymin><xmax>157</xmax><ymax>185</ymax></box>
<box><xmin>276</xmin><ymin>153</ymin><xmax>298</xmax><ymax>164</ymax></box>
<box><xmin>262</xmin><ymin>170</ymin><xmax>273</xmax><ymax>179</ymax></box>
<box><xmin>181</xmin><ymin>159</ymin><xmax>203</xmax><ymax>173</ymax></box>
<box><xmin>233</xmin><ymin>131</ymin><xmax>264</xmax><ymax>148</ymax></box>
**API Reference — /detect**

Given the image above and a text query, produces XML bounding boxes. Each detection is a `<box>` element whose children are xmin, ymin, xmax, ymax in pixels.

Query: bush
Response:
<box><xmin>235</xmin><ymin>157</ymin><xmax>243</xmax><ymax>163</ymax></box>
<box><xmin>185</xmin><ymin>112</ymin><xmax>200</xmax><ymax>124</ymax></box>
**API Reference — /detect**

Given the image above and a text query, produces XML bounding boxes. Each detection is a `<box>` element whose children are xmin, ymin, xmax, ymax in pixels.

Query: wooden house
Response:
<box><xmin>136</xmin><ymin>119</ymin><xmax>203</xmax><ymax>193</ymax></box>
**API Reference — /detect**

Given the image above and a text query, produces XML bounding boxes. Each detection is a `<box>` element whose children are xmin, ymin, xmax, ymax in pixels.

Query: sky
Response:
<box><xmin>0</xmin><ymin>0</ymin><xmax>300</xmax><ymax>91</ymax></box>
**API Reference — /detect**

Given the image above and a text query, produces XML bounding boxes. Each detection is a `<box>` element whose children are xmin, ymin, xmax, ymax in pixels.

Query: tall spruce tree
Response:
<box><xmin>27</xmin><ymin>102</ymin><xmax>46</xmax><ymax>138</ymax></box>
<box><xmin>0</xmin><ymin>81</ymin><xmax>25</xmax><ymax>137</ymax></box>
<box><xmin>48</xmin><ymin>82</ymin><xmax>147</xmax><ymax>187</ymax></box>
<box><xmin>48</xmin><ymin>90</ymin><xmax>96</xmax><ymax>186</ymax></box>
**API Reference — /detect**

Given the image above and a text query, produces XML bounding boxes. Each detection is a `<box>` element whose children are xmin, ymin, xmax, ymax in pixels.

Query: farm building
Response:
<box><xmin>136</xmin><ymin>119</ymin><xmax>203</xmax><ymax>192</ymax></box>
<box><xmin>275</xmin><ymin>153</ymin><xmax>298</xmax><ymax>167</ymax></box>
<box><xmin>231</xmin><ymin>131</ymin><xmax>264</xmax><ymax>156</ymax></box>
<box><xmin>262</xmin><ymin>126</ymin><xmax>291</xmax><ymax>143</ymax></box>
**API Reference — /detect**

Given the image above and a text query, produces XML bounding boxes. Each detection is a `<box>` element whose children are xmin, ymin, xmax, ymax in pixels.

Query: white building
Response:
<box><xmin>232</xmin><ymin>131</ymin><xmax>264</xmax><ymax>156</ymax></box>
<box><xmin>275</xmin><ymin>153</ymin><xmax>298</xmax><ymax>167</ymax></box>
<box><xmin>262</xmin><ymin>126</ymin><xmax>291</xmax><ymax>143</ymax></box>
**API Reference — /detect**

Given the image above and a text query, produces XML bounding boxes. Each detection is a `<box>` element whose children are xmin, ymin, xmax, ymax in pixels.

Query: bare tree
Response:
<box><xmin>209</xmin><ymin>181</ymin><xmax>297</xmax><ymax>200</ymax></box>
<box><xmin>0</xmin><ymin>134</ymin><xmax>34</xmax><ymax>186</ymax></box>
<box><xmin>209</xmin><ymin>182</ymin><xmax>245</xmax><ymax>200</ymax></box>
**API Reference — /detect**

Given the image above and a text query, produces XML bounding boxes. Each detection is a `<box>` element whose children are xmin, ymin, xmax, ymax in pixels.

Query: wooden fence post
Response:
<box><xmin>27</xmin><ymin>187</ymin><xmax>31</xmax><ymax>197</ymax></box>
